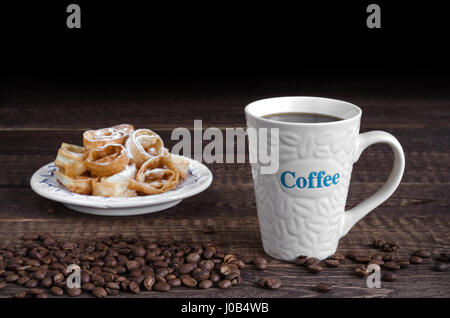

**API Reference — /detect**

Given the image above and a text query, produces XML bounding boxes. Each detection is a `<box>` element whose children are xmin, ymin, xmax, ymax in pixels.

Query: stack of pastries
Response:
<box><xmin>54</xmin><ymin>124</ymin><xmax>189</xmax><ymax>197</ymax></box>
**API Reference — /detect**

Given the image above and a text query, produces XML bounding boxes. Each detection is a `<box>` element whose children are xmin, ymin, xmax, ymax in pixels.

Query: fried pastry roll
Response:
<box><xmin>129</xmin><ymin>156</ymin><xmax>179</xmax><ymax>195</ymax></box>
<box><xmin>112</xmin><ymin>124</ymin><xmax>134</xmax><ymax>134</ymax></box>
<box><xmin>170</xmin><ymin>154</ymin><xmax>190</xmax><ymax>180</ymax></box>
<box><xmin>85</xmin><ymin>144</ymin><xmax>129</xmax><ymax>177</ymax></box>
<box><xmin>83</xmin><ymin>127</ymin><xmax>130</xmax><ymax>151</ymax></box>
<box><xmin>125</xmin><ymin>129</ymin><xmax>164</xmax><ymax>168</ymax></box>
<box><xmin>54</xmin><ymin>143</ymin><xmax>88</xmax><ymax>177</ymax></box>
<box><xmin>92</xmin><ymin>164</ymin><xmax>137</xmax><ymax>197</ymax></box>
<box><xmin>55</xmin><ymin>171</ymin><xmax>94</xmax><ymax>195</ymax></box>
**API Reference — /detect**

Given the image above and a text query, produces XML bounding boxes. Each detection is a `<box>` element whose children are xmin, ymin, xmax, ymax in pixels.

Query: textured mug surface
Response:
<box><xmin>245</xmin><ymin>97</ymin><xmax>405</xmax><ymax>261</ymax></box>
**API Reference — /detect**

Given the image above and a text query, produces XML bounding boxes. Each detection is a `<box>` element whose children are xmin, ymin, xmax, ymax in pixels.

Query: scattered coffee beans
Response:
<box><xmin>434</xmin><ymin>261</ymin><xmax>448</xmax><ymax>272</ymax></box>
<box><xmin>324</xmin><ymin>259</ymin><xmax>340</xmax><ymax>268</ymax></box>
<box><xmin>384</xmin><ymin>261</ymin><xmax>400</xmax><ymax>271</ymax></box>
<box><xmin>382</xmin><ymin>272</ymin><xmax>397</xmax><ymax>282</ymax></box>
<box><xmin>254</xmin><ymin>257</ymin><xmax>268</xmax><ymax>270</ymax></box>
<box><xmin>258</xmin><ymin>277</ymin><xmax>281</xmax><ymax>290</ymax></box>
<box><xmin>410</xmin><ymin>256</ymin><xmax>423</xmax><ymax>264</ymax></box>
<box><xmin>295</xmin><ymin>255</ymin><xmax>308</xmax><ymax>266</ymax></box>
<box><xmin>93</xmin><ymin>287</ymin><xmax>107</xmax><ymax>298</ymax></box>
<box><xmin>0</xmin><ymin>233</ymin><xmax>248</xmax><ymax>297</ymax></box>
<box><xmin>354</xmin><ymin>265</ymin><xmax>369</xmax><ymax>277</ymax></box>
<box><xmin>414</xmin><ymin>249</ymin><xmax>431</xmax><ymax>258</ymax></box>
<box><xmin>316</xmin><ymin>283</ymin><xmax>332</xmax><ymax>293</ymax></box>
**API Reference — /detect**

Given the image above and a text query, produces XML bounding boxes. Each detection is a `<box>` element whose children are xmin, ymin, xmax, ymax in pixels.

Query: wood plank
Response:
<box><xmin>1</xmin><ymin>89</ymin><xmax>449</xmax><ymax>129</ymax></box>
<box><xmin>0</xmin><ymin>182</ymin><xmax>448</xmax><ymax>220</ymax></box>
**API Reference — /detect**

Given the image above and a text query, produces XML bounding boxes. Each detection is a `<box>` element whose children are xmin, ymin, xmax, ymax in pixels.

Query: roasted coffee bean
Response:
<box><xmin>91</xmin><ymin>274</ymin><xmax>105</xmax><ymax>286</ymax></box>
<box><xmin>372</xmin><ymin>239</ymin><xmax>385</xmax><ymax>248</ymax></box>
<box><xmin>199</xmin><ymin>260</ymin><xmax>214</xmax><ymax>272</ymax></box>
<box><xmin>219</xmin><ymin>264</ymin><xmax>233</xmax><ymax>276</ymax></box>
<box><xmin>148</xmin><ymin>259</ymin><xmax>165</xmax><ymax>268</ymax></box>
<box><xmin>384</xmin><ymin>261</ymin><xmax>400</xmax><ymax>271</ymax></box>
<box><xmin>198</xmin><ymin>279</ymin><xmax>213</xmax><ymax>289</ymax></box>
<box><xmin>264</xmin><ymin>278</ymin><xmax>281</xmax><ymax>290</ymax></box>
<box><xmin>232</xmin><ymin>259</ymin><xmax>246</xmax><ymax>269</ymax></box>
<box><xmin>438</xmin><ymin>252</ymin><xmax>449</xmax><ymax>261</ymax></box>
<box><xmin>382</xmin><ymin>272</ymin><xmax>397</xmax><ymax>282</ymax></box>
<box><xmin>5</xmin><ymin>273</ymin><xmax>19</xmax><ymax>283</ymax></box>
<box><xmin>93</xmin><ymin>287</ymin><xmax>107</xmax><ymax>298</ymax></box>
<box><xmin>203</xmin><ymin>247</ymin><xmax>216</xmax><ymax>259</ymax></box>
<box><xmin>22</xmin><ymin>233</ymin><xmax>40</xmax><ymax>241</ymax></box>
<box><xmin>105</xmin><ymin>282</ymin><xmax>120</xmax><ymax>295</ymax></box>
<box><xmin>126</xmin><ymin>260</ymin><xmax>140</xmax><ymax>270</ymax></box>
<box><xmin>383</xmin><ymin>242</ymin><xmax>399</xmax><ymax>252</ymax></box>
<box><xmin>306</xmin><ymin>258</ymin><xmax>320</xmax><ymax>266</ymax></box>
<box><xmin>296</xmin><ymin>255</ymin><xmax>308</xmax><ymax>266</ymax></box>
<box><xmin>226</xmin><ymin>273</ymin><xmax>242</xmax><ymax>286</ymax></box>
<box><xmin>346</xmin><ymin>251</ymin><xmax>356</xmax><ymax>260</ymax></box>
<box><xmin>330</xmin><ymin>254</ymin><xmax>345</xmax><ymax>261</ymax></box>
<box><xmin>134</xmin><ymin>247</ymin><xmax>147</xmax><ymax>258</ymax></box>
<box><xmin>129</xmin><ymin>281</ymin><xmax>140</xmax><ymax>294</ymax></box>
<box><xmin>398</xmin><ymin>260</ymin><xmax>410</xmax><ymax>268</ymax></box>
<box><xmin>40</xmin><ymin>277</ymin><xmax>53</xmax><ymax>288</ymax></box>
<box><xmin>153</xmin><ymin>281</ymin><xmax>171</xmax><ymax>292</ymax></box>
<box><xmin>324</xmin><ymin>259</ymin><xmax>340</xmax><ymax>268</ymax></box>
<box><xmin>414</xmin><ymin>249</ymin><xmax>431</xmax><ymax>258</ymax></box>
<box><xmin>66</xmin><ymin>287</ymin><xmax>82</xmax><ymax>297</ymax></box>
<box><xmin>0</xmin><ymin>281</ymin><xmax>5</xmax><ymax>289</ymax></box>
<box><xmin>193</xmin><ymin>269</ymin><xmax>210</xmax><ymax>282</ymax></box>
<box><xmin>186</xmin><ymin>253</ymin><xmax>201</xmax><ymax>263</ymax></box>
<box><xmin>181</xmin><ymin>275</ymin><xmax>197</xmax><ymax>288</ymax></box>
<box><xmin>17</xmin><ymin>276</ymin><xmax>30</xmax><ymax>285</ymax></box>
<box><xmin>14</xmin><ymin>290</ymin><xmax>28</xmax><ymax>298</ymax></box>
<box><xmin>217</xmin><ymin>279</ymin><xmax>232</xmax><ymax>289</ymax></box>
<box><xmin>29</xmin><ymin>288</ymin><xmax>44</xmax><ymax>295</ymax></box>
<box><xmin>50</xmin><ymin>286</ymin><xmax>64</xmax><ymax>296</ymax></box>
<box><xmin>35</xmin><ymin>293</ymin><xmax>48</xmax><ymax>298</ymax></box>
<box><xmin>316</xmin><ymin>283</ymin><xmax>332</xmax><ymax>293</ymax></box>
<box><xmin>410</xmin><ymin>256</ymin><xmax>423</xmax><ymax>264</ymax></box>
<box><xmin>177</xmin><ymin>263</ymin><xmax>196</xmax><ymax>274</ymax></box>
<box><xmin>143</xmin><ymin>275</ymin><xmax>155</xmax><ymax>291</ymax></box>
<box><xmin>25</xmin><ymin>279</ymin><xmax>39</xmax><ymax>288</ymax></box>
<box><xmin>168</xmin><ymin>278</ymin><xmax>181</xmax><ymax>287</ymax></box>
<box><xmin>81</xmin><ymin>283</ymin><xmax>95</xmax><ymax>292</ymax></box>
<box><xmin>355</xmin><ymin>255</ymin><xmax>370</xmax><ymax>263</ymax></box>
<box><xmin>258</xmin><ymin>278</ymin><xmax>268</xmax><ymax>288</ymax></box>
<box><xmin>254</xmin><ymin>257</ymin><xmax>268</xmax><ymax>270</ymax></box>
<box><xmin>53</xmin><ymin>273</ymin><xmax>64</xmax><ymax>283</ymax></box>
<box><xmin>34</xmin><ymin>269</ymin><xmax>47</xmax><ymax>280</ymax></box>
<box><xmin>434</xmin><ymin>261</ymin><xmax>448</xmax><ymax>272</ymax></box>
<box><xmin>80</xmin><ymin>272</ymin><xmax>90</xmax><ymax>284</ymax></box>
<box><xmin>210</xmin><ymin>272</ymin><xmax>220</xmax><ymax>283</ymax></box>
<box><xmin>307</xmin><ymin>264</ymin><xmax>323</xmax><ymax>273</ymax></box>
<box><xmin>382</xmin><ymin>254</ymin><xmax>393</xmax><ymax>262</ymax></box>
<box><xmin>354</xmin><ymin>266</ymin><xmax>368</xmax><ymax>277</ymax></box>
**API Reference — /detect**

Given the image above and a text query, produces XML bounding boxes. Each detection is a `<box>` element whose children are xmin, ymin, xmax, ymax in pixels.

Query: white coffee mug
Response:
<box><xmin>245</xmin><ymin>97</ymin><xmax>405</xmax><ymax>261</ymax></box>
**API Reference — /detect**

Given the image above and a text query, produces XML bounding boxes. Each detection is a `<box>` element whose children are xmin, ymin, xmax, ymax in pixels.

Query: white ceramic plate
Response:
<box><xmin>30</xmin><ymin>157</ymin><xmax>213</xmax><ymax>216</ymax></box>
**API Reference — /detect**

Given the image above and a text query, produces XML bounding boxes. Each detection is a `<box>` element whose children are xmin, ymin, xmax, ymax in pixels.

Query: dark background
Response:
<box><xmin>0</xmin><ymin>1</ymin><xmax>448</xmax><ymax>91</ymax></box>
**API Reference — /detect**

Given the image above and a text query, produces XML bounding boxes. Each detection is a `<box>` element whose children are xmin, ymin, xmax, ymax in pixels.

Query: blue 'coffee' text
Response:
<box><xmin>280</xmin><ymin>171</ymin><xmax>340</xmax><ymax>189</ymax></box>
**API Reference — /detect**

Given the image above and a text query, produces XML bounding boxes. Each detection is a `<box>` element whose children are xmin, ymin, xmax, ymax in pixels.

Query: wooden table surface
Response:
<box><xmin>1</xmin><ymin>81</ymin><xmax>449</xmax><ymax>298</ymax></box>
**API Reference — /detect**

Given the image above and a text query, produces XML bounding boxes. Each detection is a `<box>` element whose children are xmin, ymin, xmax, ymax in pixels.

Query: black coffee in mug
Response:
<box><xmin>262</xmin><ymin>112</ymin><xmax>343</xmax><ymax>123</ymax></box>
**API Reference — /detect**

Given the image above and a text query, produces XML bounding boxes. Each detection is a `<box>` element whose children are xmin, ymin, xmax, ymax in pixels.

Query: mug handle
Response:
<box><xmin>341</xmin><ymin>131</ymin><xmax>405</xmax><ymax>237</ymax></box>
